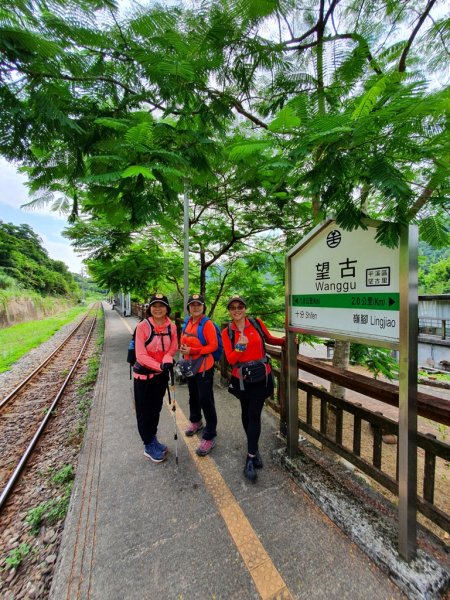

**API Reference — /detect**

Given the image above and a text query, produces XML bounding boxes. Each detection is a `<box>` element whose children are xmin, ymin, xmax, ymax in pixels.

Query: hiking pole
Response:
<box><xmin>169</xmin><ymin>367</ymin><xmax>178</xmax><ymax>465</ymax></box>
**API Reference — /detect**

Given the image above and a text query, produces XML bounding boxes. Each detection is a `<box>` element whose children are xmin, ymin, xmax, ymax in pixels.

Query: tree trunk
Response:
<box><xmin>326</xmin><ymin>339</ymin><xmax>350</xmax><ymax>442</ymax></box>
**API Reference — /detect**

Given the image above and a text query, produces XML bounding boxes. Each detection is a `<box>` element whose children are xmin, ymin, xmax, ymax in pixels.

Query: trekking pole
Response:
<box><xmin>169</xmin><ymin>367</ymin><xmax>178</xmax><ymax>465</ymax></box>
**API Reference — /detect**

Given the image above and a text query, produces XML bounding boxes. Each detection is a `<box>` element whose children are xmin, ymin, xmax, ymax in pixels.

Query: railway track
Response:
<box><xmin>0</xmin><ymin>310</ymin><xmax>98</xmax><ymax>512</ymax></box>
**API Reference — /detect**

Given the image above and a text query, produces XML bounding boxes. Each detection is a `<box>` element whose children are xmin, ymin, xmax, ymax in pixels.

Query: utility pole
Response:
<box><xmin>80</xmin><ymin>267</ymin><xmax>85</xmax><ymax>304</ymax></box>
<box><xmin>183</xmin><ymin>190</ymin><xmax>189</xmax><ymax>314</ymax></box>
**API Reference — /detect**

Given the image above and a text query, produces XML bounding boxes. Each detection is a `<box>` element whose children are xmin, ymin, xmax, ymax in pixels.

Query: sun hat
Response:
<box><xmin>227</xmin><ymin>295</ymin><xmax>247</xmax><ymax>309</ymax></box>
<box><xmin>148</xmin><ymin>293</ymin><xmax>170</xmax><ymax>308</ymax></box>
<box><xmin>187</xmin><ymin>293</ymin><xmax>206</xmax><ymax>306</ymax></box>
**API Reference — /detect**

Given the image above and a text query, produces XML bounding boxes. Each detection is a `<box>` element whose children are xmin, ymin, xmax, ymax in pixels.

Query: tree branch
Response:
<box><xmin>398</xmin><ymin>0</ymin><xmax>438</xmax><ymax>72</ymax></box>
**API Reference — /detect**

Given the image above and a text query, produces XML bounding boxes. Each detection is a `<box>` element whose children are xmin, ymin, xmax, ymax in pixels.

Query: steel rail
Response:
<box><xmin>0</xmin><ymin>316</ymin><xmax>97</xmax><ymax>513</ymax></box>
<box><xmin>0</xmin><ymin>310</ymin><xmax>93</xmax><ymax>410</ymax></box>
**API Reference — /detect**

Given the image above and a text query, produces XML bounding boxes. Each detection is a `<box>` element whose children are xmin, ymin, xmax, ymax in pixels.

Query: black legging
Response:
<box><xmin>187</xmin><ymin>367</ymin><xmax>217</xmax><ymax>440</ymax></box>
<box><xmin>133</xmin><ymin>372</ymin><xmax>169</xmax><ymax>444</ymax></box>
<box><xmin>230</xmin><ymin>376</ymin><xmax>274</xmax><ymax>455</ymax></box>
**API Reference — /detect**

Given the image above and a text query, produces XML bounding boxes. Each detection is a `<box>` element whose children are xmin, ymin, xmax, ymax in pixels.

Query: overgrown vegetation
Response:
<box><xmin>0</xmin><ymin>305</ymin><xmax>90</xmax><ymax>372</ymax></box>
<box><xmin>26</xmin><ymin>465</ymin><xmax>75</xmax><ymax>534</ymax></box>
<box><xmin>350</xmin><ymin>344</ymin><xmax>399</xmax><ymax>380</ymax></box>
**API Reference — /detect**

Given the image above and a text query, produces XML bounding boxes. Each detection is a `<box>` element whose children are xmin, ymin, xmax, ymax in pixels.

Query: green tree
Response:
<box><xmin>0</xmin><ymin>221</ymin><xmax>79</xmax><ymax>297</ymax></box>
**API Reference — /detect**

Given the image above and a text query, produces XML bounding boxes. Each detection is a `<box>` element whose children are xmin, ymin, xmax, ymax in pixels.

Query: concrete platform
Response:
<box><xmin>49</xmin><ymin>305</ymin><xmax>449</xmax><ymax>600</ymax></box>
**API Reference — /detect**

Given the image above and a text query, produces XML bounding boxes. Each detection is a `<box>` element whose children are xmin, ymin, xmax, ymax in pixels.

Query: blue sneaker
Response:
<box><xmin>153</xmin><ymin>436</ymin><xmax>168</xmax><ymax>454</ymax></box>
<box><xmin>144</xmin><ymin>440</ymin><xmax>166</xmax><ymax>463</ymax></box>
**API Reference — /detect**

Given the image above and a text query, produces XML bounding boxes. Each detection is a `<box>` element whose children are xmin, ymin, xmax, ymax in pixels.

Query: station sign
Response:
<box><xmin>288</xmin><ymin>220</ymin><xmax>400</xmax><ymax>345</ymax></box>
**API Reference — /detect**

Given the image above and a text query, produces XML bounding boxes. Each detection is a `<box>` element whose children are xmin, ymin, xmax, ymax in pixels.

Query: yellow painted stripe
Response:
<box><xmin>119</xmin><ymin>312</ymin><xmax>294</xmax><ymax>599</ymax></box>
<box><xmin>169</xmin><ymin>389</ymin><xmax>294</xmax><ymax>600</ymax></box>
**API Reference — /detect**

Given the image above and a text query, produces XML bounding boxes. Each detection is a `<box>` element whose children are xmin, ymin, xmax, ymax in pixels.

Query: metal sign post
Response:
<box><xmin>398</xmin><ymin>225</ymin><xmax>418</xmax><ymax>560</ymax></box>
<box><xmin>286</xmin><ymin>255</ymin><xmax>300</xmax><ymax>457</ymax></box>
<box><xmin>286</xmin><ymin>219</ymin><xmax>418</xmax><ymax>560</ymax></box>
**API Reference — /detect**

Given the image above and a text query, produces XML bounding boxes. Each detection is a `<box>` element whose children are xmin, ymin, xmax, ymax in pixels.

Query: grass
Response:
<box><xmin>26</xmin><ymin>465</ymin><xmax>75</xmax><ymax>534</ymax></box>
<box><xmin>0</xmin><ymin>304</ymin><xmax>90</xmax><ymax>373</ymax></box>
<box><xmin>3</xmin><ymin>543</ymin><xmax>32</xmax><ymax>570</ymax></box>
<box><xmin>419</xmin><ymin>370</ymin><xmax>450</xmax><ymax>383</ymax></box>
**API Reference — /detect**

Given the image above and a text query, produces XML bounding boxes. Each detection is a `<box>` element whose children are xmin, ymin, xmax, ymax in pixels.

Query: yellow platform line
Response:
<box><xmin>120</xmin><ymin>313</ymin><xmax>294</xmax><ymax>599</ymax></box>
<box><xmin>169</xmin><ymin>390</ymin><xmax>294</xmax><ymax>600</ymax></box>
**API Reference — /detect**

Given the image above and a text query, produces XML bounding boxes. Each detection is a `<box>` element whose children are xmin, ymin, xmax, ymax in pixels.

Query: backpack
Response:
<box><xmin>228</xmin><ymin>317</ymin><xmax>266</xmax><ymax>351</ymax></box>
<box><xmin>127</xmin><ymin>318</ymin><xmax>172</xmax><ymax>378</ymax></box>
<box><xmin>182</xmin><ymin>315</ymin><xmax>223</xmax><ymax>362</ymax></box>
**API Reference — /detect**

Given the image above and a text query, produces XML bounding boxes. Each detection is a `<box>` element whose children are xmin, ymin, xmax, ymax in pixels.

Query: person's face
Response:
<box><xmin>188</xmin><ymin>301</ymin><xmax>204</xmax><ymax>318</ymax></box>
<box><xmin>228</xmin><ymin>302</ymin><xmax>246</xmax><ymax>319</ymax></box>
<box><xmin>150</xmin><ymin>302</ymin><xmax>168</xmax><ymax>318</ymax></box>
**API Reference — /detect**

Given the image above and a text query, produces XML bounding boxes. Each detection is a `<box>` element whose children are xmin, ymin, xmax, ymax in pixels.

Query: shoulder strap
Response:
<box><xmin>228</xmin><ymin>322</ymin><xmax>236</xmax><ymax>349</ymax></box>
<box><xmin>182</xmin><ymin>315</ymin><xmax>190</xmax><ymax>333</ymax></box>
<box><xmin>196</xmin><ymin>316</ymin><xmax>209</xmax><ymax>346</ymax></box>
<box><xmin>249</xmin><ymin>317</ymin><xmax>266</xmax><ymax>350</ymax></box>
<box><xmin>144</xmin><ymin>318</ymin><xmax>154</xmax><ymax>347</ymax></box>
<box><xmin>145</xmin><ymin>318</ymin><xmax>172</xmax><ymax>345</ymax></box>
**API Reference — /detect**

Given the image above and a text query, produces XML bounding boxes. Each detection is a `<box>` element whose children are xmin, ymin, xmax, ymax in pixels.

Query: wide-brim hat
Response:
<box><xmin>227</xmin><ymin>295</ymin><xmax>247</xmax><ymax>309</ymax></box>
<box><xmin>148</xmin><ymin>293</ymin><xmax>170</xmax><ymax>308</ymax></box>
<box><xmin>187</xmin><ymin>293</ymin><xmax>205</xmax><ymax>306</ymax></box>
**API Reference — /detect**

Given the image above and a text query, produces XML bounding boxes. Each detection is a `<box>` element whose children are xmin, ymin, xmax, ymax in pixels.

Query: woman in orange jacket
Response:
<box><xmin>180</xmin><ymin>294</ymin><xmax>218</xmax><ymax>456</ymax></box>
<box><xmin>133</xmin><ymin>294</ymin><xmax>178</xmax><ymax>463</ymax></box>
<box><xmin>222</xmin><ymin>296</ymin><xmax>285</xmax><ymax>482</ymax></box>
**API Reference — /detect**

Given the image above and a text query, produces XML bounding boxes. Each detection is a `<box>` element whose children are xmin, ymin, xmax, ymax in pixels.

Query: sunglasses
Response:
<box><xmin>229</xmin><ymin>304</ymin><xmax>245</xmax><ymax>311</ymax></box>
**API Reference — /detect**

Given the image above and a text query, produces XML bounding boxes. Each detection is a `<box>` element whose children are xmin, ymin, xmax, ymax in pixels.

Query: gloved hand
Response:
<box><xmin>160</xmin><ymin>362</ymin><xmax>173</xmax><ymax>372</ymax></box>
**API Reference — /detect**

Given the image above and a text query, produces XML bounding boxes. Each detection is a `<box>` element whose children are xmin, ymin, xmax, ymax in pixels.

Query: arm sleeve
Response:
<box><xmin>135</xmin><ymin>321</ymin><xmax>163</xmax><ymax>372</ymax></box>
<box><xmin>197</xmin><ymin>320</ymin><xmax>218</xmax><ymax>355</ymax></box>
<box><xmin>162</xmin><ymin>323</ymin><xmax>178</xmax><ymax>363</ymax></box>
<box><xmin>257</xmin><ymin>318</ymin><xmax>285</xmax><ymax>347</ymax></box>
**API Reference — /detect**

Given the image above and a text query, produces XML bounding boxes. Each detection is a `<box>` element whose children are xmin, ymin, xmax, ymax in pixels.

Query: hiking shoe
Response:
<box><xmin>185</xmin><ymin>420</ymin><xmax>204</xmax><ymax>437</ymax></box>
<box><xmin>244</xmin><ymin>456</ymin><xmax>257</xmax><ymax>482</ymax></box>
<box><xmin>144</xmin><ymin>440</ymin><xmax>166</xmax><ymax>463</ymax></box>
<box><xmin>196</xmin><ymin>438</ymin><xmax>216</xmax><ymax>456</ymax></box>
<box><xmin>153</xmin><ymin>436</ymin><xmax>168</xmax><ymax>454</ymax></box>
<box><xmin>252</xmin><ymin>451</ymin><xmax>263</xmax><ymax>469</ymax></box>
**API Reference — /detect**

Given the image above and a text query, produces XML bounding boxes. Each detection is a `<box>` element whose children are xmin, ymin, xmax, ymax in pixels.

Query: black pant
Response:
<box><xmin>133</xmin><ymin>372</ymin><xmax>169</xmax><ymax>444</ymax></box>
<box><xmin>230</xmin><ymin>376</ymin><xmax>274</xmax><ymax>455</ymax></box>
<box><xmin>187</xmin><ymin>367</ymin><xmax>217</xmax><ymax>440</ymax></box>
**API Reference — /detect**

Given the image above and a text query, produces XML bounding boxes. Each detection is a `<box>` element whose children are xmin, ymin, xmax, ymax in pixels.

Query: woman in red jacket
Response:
<box><xmin>222</xmin><ymin>296</ymin><xmax>285</xmax><ymax>482</ymax></box>
<box><xmin>180</xmin><ymin>294</ymin><xmax>218</xmax><ymax>457</ymax></box>
<box><xmin>133</xmin><ymin>293</ymin><xmax>178</xmax><ymax>463</ymax></box>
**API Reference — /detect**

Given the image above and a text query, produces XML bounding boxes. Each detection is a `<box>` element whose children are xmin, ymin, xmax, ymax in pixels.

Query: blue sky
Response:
<box><xmin>0</xmin><ymin>157</ymin><xmax>84</xmax><ymax>273</ymax></box>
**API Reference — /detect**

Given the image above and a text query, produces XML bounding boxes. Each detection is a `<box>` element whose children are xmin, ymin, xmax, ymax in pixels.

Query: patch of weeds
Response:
<box><xmin>26</xmin><ymin>503</ymin><xmax>50</xmax><ymax>534</ymax></box>
<box><xmin>26</xmin><ymin>465</ymin><xmax>75</xmax><ymax>534</ymax></box>
<box><xmin>52</xmin><ymin>464</ymin><xmax>74</xmax><ymax>485</ymax></box>
<box><xmin>3</xmin><ymin>543</ymin><xmax>31</xmax><ymax>570</ymax></box>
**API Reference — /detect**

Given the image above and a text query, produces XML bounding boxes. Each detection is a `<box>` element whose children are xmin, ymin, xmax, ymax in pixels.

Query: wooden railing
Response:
<box><xmin>265</xmin><ymin>346</ymin><xmax>450</xmax><ymax>534</ymax></box>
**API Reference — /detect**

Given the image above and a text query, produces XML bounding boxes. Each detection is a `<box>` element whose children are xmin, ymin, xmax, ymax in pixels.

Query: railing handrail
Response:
<box><xmin>265</xmin><ymin>346</ymin><xmax>450</xmax><ymax>427</ymax></box>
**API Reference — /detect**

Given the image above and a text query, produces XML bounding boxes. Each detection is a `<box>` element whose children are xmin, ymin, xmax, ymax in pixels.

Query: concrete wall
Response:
<box><xmin>0</xmin><ymin>296</ymin><xmax>72</xmax><ymax>328</ymax></box>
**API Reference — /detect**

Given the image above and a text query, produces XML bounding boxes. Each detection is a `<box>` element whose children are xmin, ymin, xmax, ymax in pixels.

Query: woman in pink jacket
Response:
<box><xmin>133</xmin><ymin>294</ymin><xmax>178</xmax><ymax>462</ymax></box>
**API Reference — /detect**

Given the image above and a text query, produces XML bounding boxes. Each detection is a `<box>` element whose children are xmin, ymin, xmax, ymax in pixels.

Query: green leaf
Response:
<box><xmin>228</xmin><ymin>140</ymin><xmax>271</xmax><ymax>160</ymax></box>
<box><xmin>268</xmin><ymin>105</ymin><xmax>301</xmax><ymax>133</ymax></box>
<box><xmin>121</xmin><ymin>166</ymin><xmax>156</xmax><ymax>180</ymax></box>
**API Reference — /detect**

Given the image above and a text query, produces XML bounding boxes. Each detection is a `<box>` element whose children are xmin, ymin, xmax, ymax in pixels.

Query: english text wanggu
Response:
<box><xmin>315</xmin><ymin>281</ymin><xmax>356</xmax><ymax>292</ymax></box>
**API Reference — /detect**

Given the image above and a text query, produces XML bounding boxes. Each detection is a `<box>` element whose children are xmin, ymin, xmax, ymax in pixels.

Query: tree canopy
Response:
<box><xmin>0</xmin><ymin>0</ymin><xmax>448</xmax><ymax>319</ymax></box>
